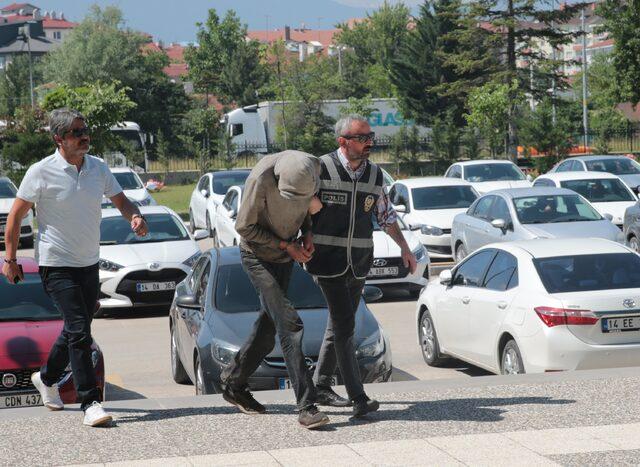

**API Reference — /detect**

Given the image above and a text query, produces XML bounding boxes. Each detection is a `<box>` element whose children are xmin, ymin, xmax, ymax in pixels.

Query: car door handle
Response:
<box><xmin>462</xmin><ymin>296</ymin><xmax>471</xmax><ymax>304</ymax></box>
<box><xmin>497</xmin><ymin>301</ymin><xmax>508</xmax><ymax>310</ymax></box>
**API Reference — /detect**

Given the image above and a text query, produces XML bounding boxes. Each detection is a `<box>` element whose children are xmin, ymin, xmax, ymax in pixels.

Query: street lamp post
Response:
<box><xmin>19</xmin><ymin>23</ymin><xmax>35</xmax><ymax>108</ymax></box>
<box><xmin>581</xmin><ymin>7</ymin><xmax>589</xmax><ymax>151</ymax></box>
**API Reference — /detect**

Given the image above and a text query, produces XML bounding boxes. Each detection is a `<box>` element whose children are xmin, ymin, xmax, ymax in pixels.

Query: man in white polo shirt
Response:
<box><xmin>1</xmin><ymin>108</ymin><xmax>148</xmax><ymax>427</ymax></box>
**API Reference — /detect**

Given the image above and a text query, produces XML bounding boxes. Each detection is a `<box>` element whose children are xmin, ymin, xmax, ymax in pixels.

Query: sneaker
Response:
<box><xmin>298</xmin><ymin>405</ymin><xmax>330</xmax><ymax>430</ymax></box>
<box><xmin>222</xmin><ymin>385</ymin><xmax>266</xmax><ymax>415</ymax></box>
<box><xmin>316</xmin><ymin>386</ymin><xmax>351</xmax><ymax>407</ymax></box>
<box><xmin>353</xmin><ymin>395</ymin><xmax>380</xmax><ymax>418</ymax></box>
<box><xmin>31</xmin><ymin>371</ymin><xmax>63</xmax><ymax>411</ymax></box>
<box><xmin>83</xmin><ymin>401</ymin><xmax>113</xmax><ymax>427</ymax></box>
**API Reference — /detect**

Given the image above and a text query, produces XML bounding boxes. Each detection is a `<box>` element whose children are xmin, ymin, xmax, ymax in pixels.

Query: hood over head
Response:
<box><xmin>273</xmin><ymin>150</ymin><xmax>320</xmax><ymax>201</ymax></box>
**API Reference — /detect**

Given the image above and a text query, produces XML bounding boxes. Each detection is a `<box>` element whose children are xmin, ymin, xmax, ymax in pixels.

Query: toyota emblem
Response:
<box><xmin>148</xmin><ymin>262</ymin><xmax>161</xmax><ymax>270</ymax></box>
<box><xmin>2</xmin><ymin>373</ymin><xmax>16</xmax><ymax>388</ymax></box>
<box><xmin>623</xmin><ymin>298</ymin><xmax>636</xmax><ymax>309</ymax></box>
<box><xmin>372</xmin><ymin>259</ymin><xmax>387</xmax><ymax>267</ymax></box>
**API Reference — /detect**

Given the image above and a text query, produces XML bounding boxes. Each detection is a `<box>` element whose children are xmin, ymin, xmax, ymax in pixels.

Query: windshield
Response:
<box><xmin>411</xmin><ymin>186</ymin><xmax>477</xmax><ymax>210</ymax></box>
<box><xmin>215</xmin><ymin>263</ymin><xmax>327</xmax><ymax>312</ymax></box>
<box><xmin>585</xmin><ymin>158</ymin><xmax>640</xmax><ymax>175</ymax></box>
<box><xmin>513</xmin><ymin>194</ymin><xmax>602</xmax><ymax>224</ymax></box>
<box><xmin>534</xmin><ymin>253</ymin><xmax>640</xmax><ymax>293</ymax></box>
<box><xmin>100</xmin><ymin>213</ymin><xmax>189</xmax><ymax>245</ymax></box>
<box><xmin>111</xmin><ymin>129</ymin><xmax>143</xmax><ymax>151</ymax></box>
<box><xmin>0</xmin><ymin>274</ymin><xmax>60</xmax><ymax>321</ymax></box>
<box><xmin>212</xmin><ymin>172</ymin><xmax>249</xmax><ymax>195</ymax></box>
<box><xmin>560</xmin><ymin>179</ymin><xmax>635</xmax><ymax>203</ymax></box>
<box><xmin>113</xmin><ymin>172</ymin><xmax>143</xmax><ymax>190</ymax></box>
<box><xmin>0</xmin><ymin>179</ymin><xmax>17</xmax><ymax>199</ymax></box>
<box><xmin>464</xmin><ymin>163</ymin><xmax>525</xmax><ymax>182</ymax></box>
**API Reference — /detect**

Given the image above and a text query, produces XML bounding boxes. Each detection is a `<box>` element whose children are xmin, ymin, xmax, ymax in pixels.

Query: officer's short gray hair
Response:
<box><xmin>49</xmin><ymin>108</ymin><xmax>86</xmax><ymax>141</ymax></box>
<box><xmin>335</xmin><ymin>115</ymin><xmax>368</xmax><ymax>138</ymax></box>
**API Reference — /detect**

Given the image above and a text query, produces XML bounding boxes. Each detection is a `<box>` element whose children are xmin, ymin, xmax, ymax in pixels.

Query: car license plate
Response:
<box><xmin>136</xmin><ymin>281</ymin><xmax>176</xmax><ymax>292</ymax></box>
<box><xmin>278</xmin><ymin>376</ymin><xmax>337</xmax><ymax>390</ymax></box>
<box><xmin>602</xmin><ymin>315</ymin><xmax>640</xmax><ymax>333</ymax></box>
<box><xmin>368</xmin><ymin>266</ymin><xmax>398</xmax><ymax>277</ymax></box>
<box><xmin>1</xmin><ymin>393</ymin><xmax>41</xmax><ymax>409</ymax></box>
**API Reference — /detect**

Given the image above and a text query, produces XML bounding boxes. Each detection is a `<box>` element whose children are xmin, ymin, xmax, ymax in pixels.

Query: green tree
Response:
<box><xmin>179</xmin><ymin>107</ymin><xmax>221</xmax><ymax>158</ymax></box>
<box><xmin>518</xmin><ymin>98</ymin><xmax>573</xmax><ymax>157</ymax></box>
<box><xmin>431</xmin><ymin>110</ymin><xmax>461</xmax><ymax>161</ymax></box>
<box><xmin>42</xmin><ymin>82</ymin><xmax>136</xmax><ymax>156</ymax></box>
<box><xmin>339</xmin><ymin>96</ymin><xmax>378</xmax><ymax>118</ymax></box>
<box><xmin>0</xmin><ymin>55</ymin><xmax>43</xmax><ymax>117</ymax></box>
<box><xmin>598</xmin><ymin>0</ymin><xmax>640</xmax><ymax>106</ymax></box>
<box><xmin>155</xmin><ymin>130</ymin><xmax>171</xmax><ymax>179</ymax></box>
<box><xmin>185</xmin><ymin>9</ymin><xmax>268</xmax><ymax>106</ymax></box>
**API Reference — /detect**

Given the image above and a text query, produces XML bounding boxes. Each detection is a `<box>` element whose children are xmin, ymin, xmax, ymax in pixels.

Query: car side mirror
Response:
<box><xmin>200</xmin><ymin>189</ymin><xmax>210</xmax><ymax>199</ymax></box>
<box><xmin>526</xmin><ymin>174</ymin><xmax>533</xmax><ymax>182</ymax></box>
<box><xmin>229</xmin><ymin>208</ymin><xmax>237</xmax><ymax>219</ymax></box>
<box><xmin>603</xmin><ymin>213</ymin><xmax>614</xmax><ymax>221</ymax></box>
<box><xmin>194</xmin><ymin>229</ymin><xmax>209</xmax><ymax>241</ymax></box>
<box><xmin>439</xmin><ymin>269</ymin><xmax>452</xmax><ymax>285</ymax></box>
<box><xmin>176</xmin><ymin>293</ymin><xmax>200</xmax><ymax>309</ymax></box>
<box><xmin>491</xmin><ymin>218</ymin><xmax>507</xmax><ymax>232</ymax></box>
<box><xmin>363</xmin><ymin>285</ymin><xmax>383</xmax><ymax>303</ymax></box>
<box><xmin>394</xmin><ymin>204</ymin><xmax>407</xmax><ymax>213</ymax></box>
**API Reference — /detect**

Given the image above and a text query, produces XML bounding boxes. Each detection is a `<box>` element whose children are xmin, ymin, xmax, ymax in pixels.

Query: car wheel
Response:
<box><xmin>501</xmin><ymin>339</ymin><xmax>525</xmax><ymax>375</ymax></box>
<box><xmin>455</xmin><ymin>243</ymin><xmax>467</xmax><ymax>263</ymax></box>
<box><xmin>419</xmin><ymin>310</ymin><xmax>448</xmax><ymax>367</ymax></box>
<box><xmin>206</xmin><ymin>214</ymin><xmax>214</xmax><ymax>238</ymax></box>
<box><xmin>20</xmin><ymin>234</ymin><xmax>34</xmax><ymax>249</ymax></box>
<box><xmin>630</xmin><ymin>236</ymin><xmax>640</xmax><ymax>253</ymax></box>
<box><xmin>189</xmin><ymin>210</ymin><xmax>196</xmax><ymax>234</ymax></box>
<box><xmin>194</xmin><ymin>354</ymin><xmax>206</xmax><ymax>395</ymax></box>
<box><xmin>171</xmin><ymin>326</ymin><xmax>190</xmax><ymax>384</ymax></box>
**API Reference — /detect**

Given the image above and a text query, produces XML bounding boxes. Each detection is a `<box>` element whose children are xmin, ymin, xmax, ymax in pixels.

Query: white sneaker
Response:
<box><xmin>31</xmin><ymin>371</ymin><xmax>63</xmax><ymax>411</ymax></box>
<box><xmin>83</xmin><ymin>401</ymin><xmax>112</xmax><ymax>427</ymax></box>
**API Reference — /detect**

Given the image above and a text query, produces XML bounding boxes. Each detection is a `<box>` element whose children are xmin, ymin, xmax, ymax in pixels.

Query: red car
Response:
<box><xmin>0</xmin><ymin>258</ymin><xmax>105</xmax><ymax>409</ymax></box>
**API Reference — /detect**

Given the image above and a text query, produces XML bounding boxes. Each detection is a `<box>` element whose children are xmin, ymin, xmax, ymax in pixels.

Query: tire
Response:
<box><xmin>630</xmin><ymin>236</ymin><xmax>640</xmax><ymax>253</ymax></box>
<box><xmin>455</xmin><ymin>243</ymin><xmax>467</xmax><ymax>263</ymax></box>
<box><xmin>20</xmin><ymin>235</ymin><xmax>34</xmax><ymax>249</ymax></box>
<box><xmin>206</xmin><ymin>214</ymin><xmax>214</xmax><ymax>238</ymax></box>
<box><xmin>418</xmin><ymin>310</ymin><xmax>448</xmax><ymax>367</ymax></box>
<box><xmin>194</xmin><ymin>354</ymin><xmax>206</xmax><ymax>395</ymax></box>
<box><xmin>171</xmin><ymin>326</ymin><xmax>190</xmax><ymax>384</ymax></box>
<box><xmin>94</xmin><ymin>303</ymin><xmax>105</xmax><ymax>318</ymax></box>
<box><xmin>189</xmin><ymin>210</ymin><xmax>196</xmax><ymax>234</ymax></box>
<box><xmin>501</xmin><ymin>339</ymin><xmax>525</xmax><ymax>375</ymax></box>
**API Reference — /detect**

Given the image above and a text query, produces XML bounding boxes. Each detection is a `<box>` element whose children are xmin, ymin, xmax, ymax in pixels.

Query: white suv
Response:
<box><xmin>0</xmin><ymin>176</ymin><xmax>34</xmax><ymax>248</ymax></box>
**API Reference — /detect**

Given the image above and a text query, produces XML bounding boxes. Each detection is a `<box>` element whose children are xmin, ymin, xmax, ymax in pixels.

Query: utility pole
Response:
<box><xmin>581</xmin><ymin>7</ymin><xmax>589</xmax><ymax>151</ymax></box>
<box><xmin>19</xmin><ymin>23</ymin><xmax>35</xmax><ymax>108</ymax></box>
<box><xmin>551</xmin><ymin>0</ymin><xmax>557</xmax><ymax>125</ymax></box>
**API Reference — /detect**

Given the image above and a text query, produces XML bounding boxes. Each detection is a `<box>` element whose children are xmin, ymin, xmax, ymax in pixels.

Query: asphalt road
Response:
<box><xmin>9</xmin><ymin>239</ymin><xmax>490</xmax><ymax>402</ymax></box>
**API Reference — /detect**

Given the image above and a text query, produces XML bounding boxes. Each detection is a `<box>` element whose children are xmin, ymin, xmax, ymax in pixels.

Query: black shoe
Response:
<box><xmin>353</xmin><ymin>396</ymin><xmax>379</xmax><ymax>418</ymax></box>
<box><xmin>222</xmin><ymin>385</ymin><xmax>266</xmax><ymax>415</ymax></box>
<box><xmin>298</xmin><ymin>405</ymin><xmax>330</xmax><ymax>429</ymax></box>
<box><xmin>316</xmin><ymin>386</ymin><xmax>351</xmax><ymax>407</ymax></box>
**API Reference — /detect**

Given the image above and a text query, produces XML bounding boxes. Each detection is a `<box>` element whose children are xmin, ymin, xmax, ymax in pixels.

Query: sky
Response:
<box><xmin>21</xmin><ymin>0</ymin><xmax>423</xmax><ymax>44</ymax></box>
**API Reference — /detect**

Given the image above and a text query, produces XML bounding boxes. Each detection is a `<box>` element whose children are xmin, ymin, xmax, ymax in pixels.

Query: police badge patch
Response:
<box><xmin>364</xmin><ymin>195</ymin><xmax>375</xmax><ymax>212</ymax></box>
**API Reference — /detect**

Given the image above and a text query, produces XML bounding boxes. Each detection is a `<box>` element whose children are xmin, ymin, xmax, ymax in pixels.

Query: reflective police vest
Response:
<box><xmin>306</xmin><ymin>151</ymin><xmax>384</xmax><ymax>279</ymax></box>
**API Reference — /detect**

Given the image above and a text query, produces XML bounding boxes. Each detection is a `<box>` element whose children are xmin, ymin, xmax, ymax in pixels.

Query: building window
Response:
<box><xmin>53</xmin><ymin>31</ymin><xmax>61</xmax><ymax>40</ymax></box>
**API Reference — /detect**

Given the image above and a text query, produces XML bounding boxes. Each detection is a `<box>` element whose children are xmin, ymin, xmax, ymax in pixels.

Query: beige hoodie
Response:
<box><xmin>235</xmin><ymin>150</ymin><xmax>320</xmax><ymax>262</ymax></box>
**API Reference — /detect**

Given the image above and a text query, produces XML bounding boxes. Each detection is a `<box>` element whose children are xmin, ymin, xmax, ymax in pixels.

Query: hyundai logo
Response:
<box><xmin>148</xmin><ymin>262</ymin><xmax>161</xmax><ymax>270</ymax></box>
<box><xmin>372</xmin><ymin>259</ymin><xmax>387</xmax><ymax>267</ymax></box>
<box><xmin>2</xmin><ymin>373</ymin><xmax>16</xmax><ymax>388</ymax></box>
<box><xmin>623</xmin><ymin>298</ymin><xmax>636</xmax><ymax>309</ymax></box>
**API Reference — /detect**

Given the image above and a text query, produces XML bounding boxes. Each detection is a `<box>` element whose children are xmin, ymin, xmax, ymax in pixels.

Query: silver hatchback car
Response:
<box><xmin>451</xmin><ymin>187</ymin><xmax>624</xmax><ymax>261</ymax></box>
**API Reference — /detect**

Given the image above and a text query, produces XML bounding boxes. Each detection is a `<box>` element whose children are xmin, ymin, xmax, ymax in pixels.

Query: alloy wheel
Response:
<box><xmin>502</xmin><ymin>348</ymin><xmax>522</xmax><ymax>374</ymax></box>
<box><xmin>420</xmin><ymin>314</ymin><xmax>435</xmax><ymax>361</ymax></box>
<box><xmin>195</xmin><ymin>357</ymin><xmax>204</xmax><ymax>395</ymax></box>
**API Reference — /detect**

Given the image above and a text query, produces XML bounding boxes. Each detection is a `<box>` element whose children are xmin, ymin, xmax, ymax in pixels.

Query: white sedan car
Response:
<box><xmin>444</xmin><ymin>160</ymin><xmax>532</xmax><ymax>195</ymax></box>
<box><xmin>0</xmin><ymin>176</ymin><xmax>34</xmax><ymax>247</ymax></box>
<box><xmin>533</xmin><ymin>171</ymin><xmax>636</xmax><ymax>229</ymax></box>
<box><xmin>367</xmin><ymin>217</ymin><xmax>429</xmax><ymax>298</ymax></box>
<box><xmin>214</xmin><ymin>185</ymin><xmax>243</xmax><ymax>247</ymax></box>
<box><xmin>110</xmin><ymin>167</ymin><xmax>156</xmax><ymax>206</ymax></box>
<box><xmin>97</xmin><ymin>206</ymin><xmax>207</xmax><ymax>315</ymax></box>
<box><xmin>389</xmin><ymin>177</ymin><xmax>479</xmax><ymax>259</ymax></box>
<box><xmin>416</xmin><ymin>238</ymin><xmax>640</xmax><ymax>374</ymax></box>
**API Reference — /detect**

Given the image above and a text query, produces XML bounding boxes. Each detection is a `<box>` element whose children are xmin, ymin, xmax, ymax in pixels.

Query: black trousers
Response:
<box><xmin>313</xmin><ymin>270</ymin><xmax>366</xmax><ymax>401</ymax></box>
<box><xmin>39</xmin><ymin>264</ymin><xmax>101</xmax><ymax>411</ymax></box>
<box><xmin>221</xmin><ymin>249</ymin><xmax>316</xmax><ymax>410</ymax></box>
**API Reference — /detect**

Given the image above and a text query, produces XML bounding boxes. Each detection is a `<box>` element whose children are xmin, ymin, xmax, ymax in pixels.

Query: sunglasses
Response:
<box><xmin>341</xmin><ymin>132</ymin><xmax>375</xmax><ymax>143</ymax></box>
<box><xmin>65</xmin><ymin>127</ymin><xmax>90</xmax><ymax>138</ymax></box>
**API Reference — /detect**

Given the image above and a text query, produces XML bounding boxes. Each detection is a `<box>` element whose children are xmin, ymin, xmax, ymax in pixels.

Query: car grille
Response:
<box><xmin>115</xmin><ymin>268</ymin><xmax>187</xmax><ymax>305</ymax></box>
<box><xmin>0</xmin><ymin>369</ymin><xmax>36</xmax><ymax>393</ymax></box>
<box><xmin>427</xmin><ymin>245</ymin><xmax>452</xmax><ymax>255</ymax></box>
<box><xmin>441</xmin><ymin>228</ymin><xmax>452</xmax><ymax>234</ymax></box>
<box><xmin>368</xmin><ymin>257</ymin><xmax>409</xmax><ymax>279</ymax></box>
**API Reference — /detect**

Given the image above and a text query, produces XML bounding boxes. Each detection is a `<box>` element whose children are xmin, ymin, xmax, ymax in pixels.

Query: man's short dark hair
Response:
<box><xmin>49</xmin><ymin>108</ymin><xmax>86</xmax><ymax>142</ymax></box>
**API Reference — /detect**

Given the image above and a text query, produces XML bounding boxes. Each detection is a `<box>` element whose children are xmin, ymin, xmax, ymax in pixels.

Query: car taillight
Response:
<box><xmin>534</xmin><ymin>306</ymin><xmax>599</xmax><ymax>327</ymax></box>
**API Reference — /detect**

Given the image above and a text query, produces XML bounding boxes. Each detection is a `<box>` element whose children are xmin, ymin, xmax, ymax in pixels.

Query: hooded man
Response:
<box><xmin>220</xmin><ymin>150</ymin><xmax>330</xmax><ymax>430</ymax></box>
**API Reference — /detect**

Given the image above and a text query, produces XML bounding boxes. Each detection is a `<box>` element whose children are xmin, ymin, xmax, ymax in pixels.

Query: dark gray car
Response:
<box><xmin>169</xmin><ymin>247</ymin><xmax>392</xmax><ymax>395</ymax></box>
<box><xmin>451</xmin><ymin>187</ymin><xmax>623</xmax><ymax>261</ymax></box>
<box><xmin>549</xmin><ymin>155</ymin><xmax>640</xmax><ymax>195</ymax></box>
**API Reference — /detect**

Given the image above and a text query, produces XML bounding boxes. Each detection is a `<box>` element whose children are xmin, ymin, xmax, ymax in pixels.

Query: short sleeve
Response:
<box><xmin>16</xmin><ymin>165</ymin><xmax>41</xmax><ymax>203</ymax></box>
<box><xmin>103</xmin><ymin>164</ymin><xmax>122</xmax><ymax>198</ymax></box>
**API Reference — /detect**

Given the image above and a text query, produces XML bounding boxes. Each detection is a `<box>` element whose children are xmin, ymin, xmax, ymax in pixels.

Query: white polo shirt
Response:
<box><xmin>17</xmin><ymin>150</ymin><xmax>122</xmax><ymax>267</ymax></box>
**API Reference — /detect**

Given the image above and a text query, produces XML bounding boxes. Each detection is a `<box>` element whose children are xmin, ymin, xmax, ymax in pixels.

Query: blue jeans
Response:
<box><xmin>39</xmin><ymin>264</ymin><xmax>101</xmax><ymax>411</ymax></box>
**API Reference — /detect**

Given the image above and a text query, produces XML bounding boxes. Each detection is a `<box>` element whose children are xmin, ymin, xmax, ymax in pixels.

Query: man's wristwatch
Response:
<box><xmin>3</xmin><ymin>258</ymin><xmax>17</xmax><ymax>264</ymax></box>
<box><xmin>132</xmin><ymin>214</ymin><xmax>146</xmax><ymax>222</ymax></box>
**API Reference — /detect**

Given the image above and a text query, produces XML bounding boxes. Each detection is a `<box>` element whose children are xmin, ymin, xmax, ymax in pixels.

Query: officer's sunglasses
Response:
<box><xmin>65</xmin><ymin>126</ymin><xmax>90</xmax><ymax>138</ymax></box>
<box><xmin>340</xmin><ymin>132</ymin><xmax>375</xmax><ymax>143</ymax></box>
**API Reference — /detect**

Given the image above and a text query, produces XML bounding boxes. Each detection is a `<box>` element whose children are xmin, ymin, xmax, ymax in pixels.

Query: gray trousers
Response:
<box><xmin>313</xmin><ymin>270</ymin><xmax>366</xmax><ymax>401</ymax></box>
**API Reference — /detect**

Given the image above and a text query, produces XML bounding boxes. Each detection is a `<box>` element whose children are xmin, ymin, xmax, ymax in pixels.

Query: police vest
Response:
<box><xmin>306</xmin><ymin>152</ymin><xmax>384</xmax><ymax>279</ymax></box>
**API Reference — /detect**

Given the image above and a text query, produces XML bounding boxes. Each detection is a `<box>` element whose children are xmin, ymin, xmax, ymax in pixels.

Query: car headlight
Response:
<box><xmin>412</xmin><ymin>245</ymin><xmax>427</xmax><ymax>262</ymax></box>
<box><xmin>420</xmin><ymin>225</ymin><xmax>444</xmax><ymax>236</ymax></box>
<box><xmin>98</xmin><ymin>259</ymin><xmax>124</xmax><ymax>272</ymax></box>
<box><xmin>212</xmin><ymin>341</ymin><xmax>239</xmax><ymax>365</ymax></box>
<box><xmin>183</xmin><ymin>251</ymin><xmax>202</xmax><ymax>267</ymax></box>
<box><xmin>355</xmin><ymin>330</ymin><xmax>385</xmax><ymax>359</ymax></box>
